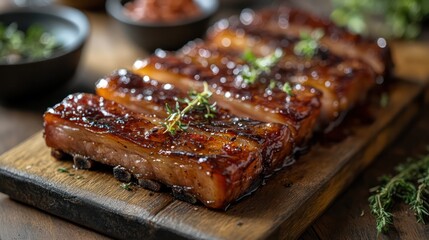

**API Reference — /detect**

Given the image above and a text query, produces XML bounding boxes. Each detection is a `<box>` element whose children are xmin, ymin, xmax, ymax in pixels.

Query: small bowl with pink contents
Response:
<box><xmin>106</xmin><ymin>0</ymin><xmax>219</xmax><ymax>51</ymax></box>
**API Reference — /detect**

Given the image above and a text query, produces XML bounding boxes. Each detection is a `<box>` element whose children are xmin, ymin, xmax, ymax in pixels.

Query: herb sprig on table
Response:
<box><xmin>162</xmin><ymin>82</ymin><xmax>216</xmax><ymax>135</ymax></box>
<box><xmin>0</xmin><ymin>22</ymin><xmax>59</xmax><ymax>64</ymax></box>
<box><xmin>369</xmin><ymin>148</ymin><xmax>429</xmax><ymax>234</ymax></box>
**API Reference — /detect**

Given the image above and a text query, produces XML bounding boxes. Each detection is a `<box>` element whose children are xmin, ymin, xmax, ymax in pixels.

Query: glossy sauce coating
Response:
<box><xmin>208</xmin><ymin>7</ymin><xmax>389</xmax><ymax>75</ymax></box>
<box><xmin>44</xmin><ymin>6</ymin><xmax>391</xmax><ymax>209</ymax></box>
<box><xmin>96</xmin><ymin>70</ymin><xmax>294</xmax><ymax>172</ymax></box>
<box><xmin>134</xmin><ymin>50</ymin><xmax>322</xmax><ymax>144</ymax></box>
<box><xmin>44</xmin><ymin>93</ymin><xmax>293</xmax><ymax>208</ymax></box>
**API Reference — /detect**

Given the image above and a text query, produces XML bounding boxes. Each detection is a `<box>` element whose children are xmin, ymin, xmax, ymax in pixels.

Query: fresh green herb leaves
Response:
<box><xmin>120</xmin><ymin>182</ymin><xmax>133</xmax><ymax>191</ymax></box>
<box><xmin>281</xmin><ymin>82</ymin><xmax>294</xmax><ymax>96</ymax></box>
<box><xmin>331</xmin><ymin>0</ymin><xmax>429</xmax><ymax>39</ymax></box>
<box><xmin>0</xmin><ymin>22</ymin><xmax>59</xmax><ymax>64</ymax></box>
<box><xmin>369</xmin><ymin>148</ymin><xmax>429</xmax><ymax>234</ymax></box>
<box><xmin>241</xmin><ymin>48</ymin><xmax>283</xmax><ymax>85</ymax></box>
<box><xmin>163</xmin><ymin>102</ymin><xmax>189</xmax><ymax>134</ymax></box>
<box><xmin>162</xmin><ymin>82</ymin><xmax>216</xmax><ymax>135</ymax></box>
<box><xmin>57</xmin><ymin>167</ymin><xmax>84</xmax><ymax>179</ymax></box>
<box><xmin>57</xmin><ymin>167</ymin><xmax>69</xmax><ymax>173</ymax></box>
<box><xmin>294</xmin><ymin>29</ymin><xmax>324</xmax><ymax>59</ymax></box>
<box><xmin>268</xmin><ymin>80</ymin><xmax>276</xmax><ymax>90</ymax></box>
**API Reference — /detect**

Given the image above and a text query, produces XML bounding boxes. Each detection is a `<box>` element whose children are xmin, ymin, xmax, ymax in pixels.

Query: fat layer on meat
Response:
<box><xmin>44</xmin><ymin>93</ymin><xmax>291</xmax><ymax>209</ymax></box>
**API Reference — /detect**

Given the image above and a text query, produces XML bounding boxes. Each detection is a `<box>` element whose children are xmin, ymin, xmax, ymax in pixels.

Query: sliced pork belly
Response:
<box><xmin>95</xmin><ymin>69</ymin><xmax>294</xmax><ymax>173</ymax></box>
<box><xmin>132</xmin><ymin>54</ymin><xmax>321</xmax><ymax>145</ymax></box>
<box><xmin>177</xmin><ymin>41</ymin><xmax>376</xmax><ymax>121</ymax></box>
<box><xmin>207</xmin><ymin>7</ymin><xmax>390</xmax><ymax>76</ymax></box>
<box><xmin>44</xmin><ymin>93</ymin><xmax>291</xmax><ymax>209</ymax></box>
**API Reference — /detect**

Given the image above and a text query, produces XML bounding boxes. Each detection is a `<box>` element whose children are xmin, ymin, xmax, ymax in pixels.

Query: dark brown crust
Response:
<box><xmin>96</xmin><ymin>70</ymin><xmax>294</xmax><ymax>173</ymax></box>
<box><xmin>207</xmin><ymin>7</ymin><xmax>389</xmax><ymax>75</ymax></box>
<box><xmin>44</xmin><ymin>93</ymin><xmax>291</xmax><ymax>208</ymax></box>
<box><xmin>43</xmin><ymin>6</ymin><xmax>390</xmax><ymax>209</ymax></box>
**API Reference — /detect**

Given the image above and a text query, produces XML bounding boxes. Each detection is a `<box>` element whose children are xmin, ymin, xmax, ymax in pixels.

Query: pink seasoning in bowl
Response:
<box><xmin>124</xmin><ymin>0</ymin><xmax>202</xmax><ymax>22</ymax></box>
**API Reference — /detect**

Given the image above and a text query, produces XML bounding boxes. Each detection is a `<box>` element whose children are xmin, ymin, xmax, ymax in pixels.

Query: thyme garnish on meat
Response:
<box><xmin>369</xmin><ymin>148</ymin><xmax>429</xmax><ymax>234</ymax></box>
<box><xmin>241</xmin><ymin>48</ymin><xmax>283</xmax><ymax>84</ymax></box>
<box><xmin>282</xmin><ymin>82</ymin><xmax>294</xmax><ymax>96</ymax></box>
<box><xmin>162</xmin><ymin>82</ymin><xmax>216</xmax><ymax>135</ymax></box>
<box><xmin>294</xmin><ymin>29</ymin><xmax>324</xmax><ymax>59</ymax></box>
<box><xmin>268</xmin><ymin>79</ymin><xmax>276</xmax><ymax>90</ymax></box>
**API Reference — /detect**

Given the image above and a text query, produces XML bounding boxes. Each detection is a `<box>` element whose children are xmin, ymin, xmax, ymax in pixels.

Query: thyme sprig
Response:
<box><xmin>282</xmin><ymin>82</ymin><xmax>294</xmax><ymax>96</ymax></box>
<box><xmin>369</xmin><ymin>149</ymin><xmax>429</xmax><ymax>234</ymax></box>
<box><xmin>241</xmin><ymin>48</ymin><xmax>283</xmax><ymax>85</ymax></box>
<box><xmin>162</xmin><ymin>82</ymin><xmax>216</xmax><ymax>135</ymax></box>
<box><xmin>294</xmin><ymin>29</ymin><xmax>324</xmax><ymax>59</ymax></box>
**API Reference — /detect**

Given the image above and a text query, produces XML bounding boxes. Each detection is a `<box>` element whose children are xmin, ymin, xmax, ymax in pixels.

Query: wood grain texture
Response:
<box><xmin>311</xmin><ymin>100</ymin><xmax>429</xmax><ymax>239</ymax></box>
<box><xmin>0</xmin><ymin>81</ymin><xmax>423</xmax><ymax>240</ymax></box>
<box><xmin>0</xmin><ymin>194</ymin><xmax>109</xmax><ymax>240</ymax></box>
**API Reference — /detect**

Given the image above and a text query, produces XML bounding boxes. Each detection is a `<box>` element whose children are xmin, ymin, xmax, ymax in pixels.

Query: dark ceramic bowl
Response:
<box><xmin>106</xmin><ymin>0</ymin><xmax>219</xmax><ymax>51</ymax></box>
<box><xmin>0</xmin><ymin>5</ymin><xmax>89</xmax><ymax>100</ymax></box>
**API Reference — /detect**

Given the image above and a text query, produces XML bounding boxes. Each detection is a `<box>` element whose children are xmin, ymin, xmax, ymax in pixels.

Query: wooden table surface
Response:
<box><xmin>1</xmin><ymin>1</ymin><xmax>429</xmax><ymax>239</ymax></box>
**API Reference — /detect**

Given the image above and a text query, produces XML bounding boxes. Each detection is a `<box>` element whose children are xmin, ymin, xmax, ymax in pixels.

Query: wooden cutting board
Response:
<box><xmin>0</xmin><ymin>80</ymin><xmax>424</xmax><ymax>240</ymax></box>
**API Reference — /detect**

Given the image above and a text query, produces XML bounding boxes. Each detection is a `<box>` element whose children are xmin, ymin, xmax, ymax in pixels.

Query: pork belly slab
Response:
<box><xmin>207</xmin><ymin>7</ymin><xmax>390</xmax><ymax>75</ymax></box>
<box><xmin>43</xmin><ymin>6</ymin><xmax>389</xmax><ymax>209</ymax></box>
<box><xmin>178</xmin><ymin>40</ymin><xmax>376</xmax><ymax>122</ymax></box>
<box><xmin>96</xmin><ymin>69</ymin><xmax>293</xmax><ymax>173</ymax></box>
<box><xmin>132</xmin><ymin>52</ymin><xmax>322</xmax><ymax>145</ymax></box>
<box><xmin>44</xmin><ymin>93</ymin><xmax>291</xmax><ymax>209</ymax></box>
<box><xmin>131</xmin><ymin>8</ymin><xmax>386</xmax><ymax>125</ymax></box>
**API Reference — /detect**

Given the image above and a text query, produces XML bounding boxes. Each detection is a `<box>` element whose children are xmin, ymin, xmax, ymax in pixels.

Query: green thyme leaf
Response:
<box><xmin>162</xmin><ymin>82</ymin><xmax>216</xmax><ymax>135</ymax></box>
<box><xmin>57</xmin><ymin>167</ymin><xmax>69</xmax><ymax>173</ymax></box>
<box><xmin>269</xmin><ymin>80</ymin><xmax>276</xmax><ymax>90</ymax></box>
<box><xmin>241</xmin><ymin>48</ymin><xmax>283</xmax><ymax>85</ymax></box>
<box><xmin>294</xmin><ymin>29</ymin><xmax>324</xmax><ymax>59</ymax></box>
<box><xmin>282</xmin><ymin>82</ymin><xmax>294</xmax><ymax>96</ymax></box>
<box><xmin>120</xmin><ymin>182</ymin><xmax>133</xmax><ymax>191</ymax></box>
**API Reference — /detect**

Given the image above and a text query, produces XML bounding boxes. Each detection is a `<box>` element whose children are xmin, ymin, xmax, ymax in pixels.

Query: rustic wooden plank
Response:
<box><xmin>311</xmin><ymin>101</ymin><xmax>429</xmax><ymax>239</ymax></box>
<box><xmin>0</xmin><ymin>80</ymin><xmax>420</xmax><ymax>240</ymax></box>
<box><xmin>0</xmin><ymin>194</ymin><xmax>109</xmax><ymax>240</ymax></box>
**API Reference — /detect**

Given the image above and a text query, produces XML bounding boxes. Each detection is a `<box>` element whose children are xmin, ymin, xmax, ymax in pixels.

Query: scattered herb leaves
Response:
<box><xmin>57</xmin><ymin>166</ymin><xmax>84</xmax><ymax>179</ymax></box>
<box><xmin>294</xmin><ymin>29</ymin><xmax>324</xmax><ymax>59</ymax></box>
<box><xmin>281</xmin><ymin>82</ymin><xmax>294</xmax><ymax>96</ymax></box>
<box><xmin>57</xmin><ymin>167</ymin><xmax>69</xmax><ymax>173</ymax></box>
<box><xmin>241</xmin><ymin>48</ymin><xmax>283</xmax><ymax>84</ymax></box>
<box><xmin>120</xmin><ymin>182</ymin><xmax>133</xmax><ymax>191</ymax></box>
